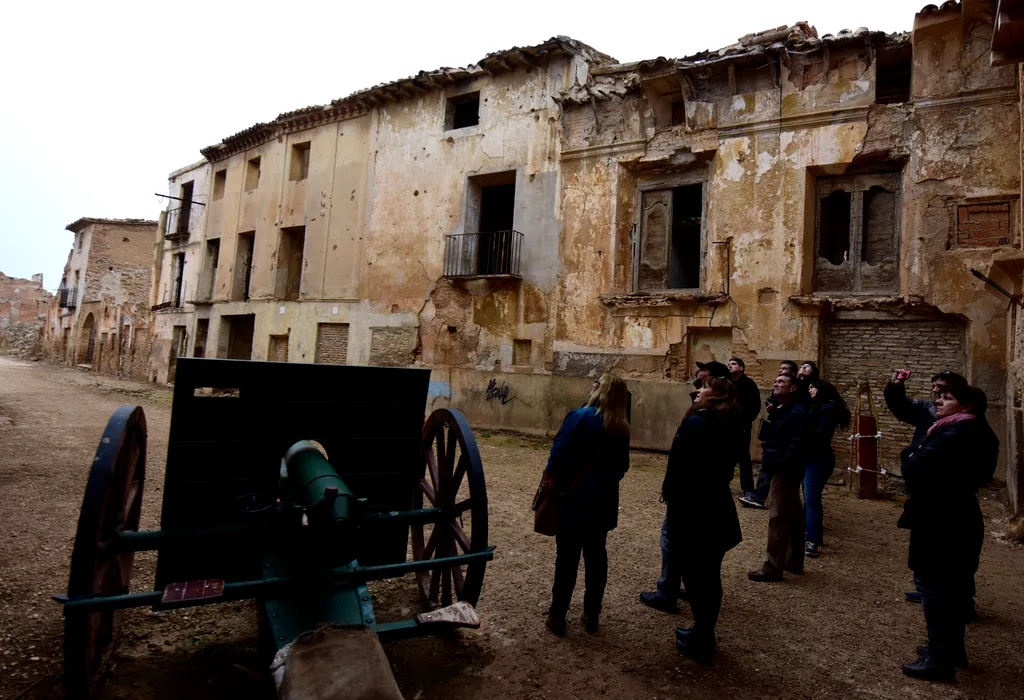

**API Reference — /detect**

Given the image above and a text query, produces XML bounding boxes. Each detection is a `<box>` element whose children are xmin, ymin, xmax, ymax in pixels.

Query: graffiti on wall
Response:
<box><xmin>486</xmin><ymin>378</ymin><xmax>514</xmax><ymax>405</ymax></box>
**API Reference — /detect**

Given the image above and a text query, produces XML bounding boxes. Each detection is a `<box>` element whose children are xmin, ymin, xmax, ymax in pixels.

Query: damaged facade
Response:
<box><xmin>159</xmin><ymin>2</ymin><xmax>1020</xmax><ymax>491</ymax></box>
<box><xmin>0</xmin><ymin>272</ymin><xmax>51</xmax><ymax>357</ymax></box>
<box><xmin>44</xmin><ymin>218</ymin><xmax>157</xmax><ymax>379</ymax></box>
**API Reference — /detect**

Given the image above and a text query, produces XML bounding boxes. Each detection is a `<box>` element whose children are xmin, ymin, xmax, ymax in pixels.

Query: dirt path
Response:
<box><xmin>1</xmin><ymin>358</ymin><xmax>1022</xmax><ymax>700</ymax></box>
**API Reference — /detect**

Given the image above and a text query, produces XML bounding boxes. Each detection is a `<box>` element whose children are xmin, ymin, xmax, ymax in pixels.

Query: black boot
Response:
<box><xmin>902</xmin><ymin>654</ymin><xmax>955</xmax><ymax>683</ymax></box>
<box><xmin>675</xmin><ymin>628</ymin><xmax>715</xmax><ymax>666</ymax></box>
<box><xmin>916</xmin><ymin>645</ymin><xmax>968</xmax><ymax>670</ymax></box>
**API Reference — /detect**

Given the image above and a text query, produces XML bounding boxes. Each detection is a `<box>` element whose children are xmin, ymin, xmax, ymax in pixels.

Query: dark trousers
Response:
<box><xmin>549</xmin><ymin>529</ymin><xmax>608</xmax><ymax>618</ymax></box>
<box><xmin>738</xmin><ymin>424</ymin><xmax>755</xmax><ymax>493</ymax></box>
<box><xmin>914</xmin><ymin>571</ymin><xmax>972</xmax><ymax>667</ymax></box>
<box><xmin>752</xmin><ymin>464</ymin><xmax>772</xmax><ymax>503</ymax></box>
<box><xmin>803</xmin><ymin>458</ymin><xmax>835</xmax><ymax>545</ymax></box>
<box><xmin>764</xmin><ymin>470</ymin><xmax>805</xmax><ymax>575</ymax></box>
<box><xmin>656</xmin><ymin>512</ymin><xmax>683</xmax><ymax>601</ymax></box>
<box><xmin>680</xmin><ymin>550</ymin><xmax>726</xmax><ymax>640</ymax></box>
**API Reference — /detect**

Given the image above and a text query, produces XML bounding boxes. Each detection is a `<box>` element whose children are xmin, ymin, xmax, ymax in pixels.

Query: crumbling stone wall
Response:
<box><xmin>368</xmin><ymin>326</ymin><xmax>416</xmax><ymax>367</ymax></box>
<box><xmin>0</xmin><ymin>272</ymin><xmax>51</xmax><ymax>358</ymax></box>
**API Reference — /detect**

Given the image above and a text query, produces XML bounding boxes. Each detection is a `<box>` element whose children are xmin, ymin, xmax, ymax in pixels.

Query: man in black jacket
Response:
<box><xmin>748</xmin><ymin>374</ymin><xmax>809</xmax><ymax>582</ymax></box>
<box><xmin>728</xmin><ymin>358</ymin><xmax>762</xmax><ymax>498</ymax></box>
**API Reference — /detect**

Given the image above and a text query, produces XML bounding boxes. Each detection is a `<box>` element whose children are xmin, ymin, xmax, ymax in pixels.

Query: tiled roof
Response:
<box><xmin>201</xmin><ymin>36</ymin><xmax>615</xmax><ymax>162</ymax></box>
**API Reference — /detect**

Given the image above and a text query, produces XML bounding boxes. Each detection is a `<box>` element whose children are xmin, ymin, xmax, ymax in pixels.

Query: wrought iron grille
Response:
<box><xmin>59</xmin><ymin>288</ymin><xmax>78</xmax><ymax>309</ymax></box>
<box><xmin>164</xmin><ymin>207</ymin><xmax>192</xmax><ymax>239</ymax></box>
<box><xmin>443</xmin><ymin>231</ymin><xmax>523</xmax><ymax>278</ymax></box>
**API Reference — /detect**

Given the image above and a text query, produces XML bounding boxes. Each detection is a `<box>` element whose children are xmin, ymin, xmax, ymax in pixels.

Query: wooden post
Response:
<box><xmin>857</xmin><ymin>415</ymin><xmax>878</xmax><ymax>499</ymax></box>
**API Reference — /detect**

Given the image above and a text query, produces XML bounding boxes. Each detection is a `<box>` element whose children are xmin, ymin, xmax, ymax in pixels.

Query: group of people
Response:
<box><xmin>540</xmin><ymin>358</ymin><xmax>998</xmax><ymax>684</ymax></box>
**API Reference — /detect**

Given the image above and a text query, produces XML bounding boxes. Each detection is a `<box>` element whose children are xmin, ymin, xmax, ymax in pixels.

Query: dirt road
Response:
<box><xmin>1</xmin><ymin>357</ymin><xmax>1022</xmax><ymax>699</ymax></box>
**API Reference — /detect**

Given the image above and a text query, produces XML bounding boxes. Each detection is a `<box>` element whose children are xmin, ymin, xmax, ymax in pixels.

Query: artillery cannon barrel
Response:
<box><xmin>282</xmin><ymin>441</ymin><xmax>354</xmax><ymax>525</ymax></box>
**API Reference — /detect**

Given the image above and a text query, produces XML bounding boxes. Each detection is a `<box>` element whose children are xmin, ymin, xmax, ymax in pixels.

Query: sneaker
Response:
<box><xmin>739</xmin><ymin>493</ymin><xmax>766</xmax><ymax>509</ymax></box>
<box><xmin>639</xmin><ymin>591</ymin><xmax>679</xmax><ymax>613</ymax></box>
<box><xmin>545</xmin><ymin>614</ymin><xmax>567</xmax><ymax>637</ymax></box>
<box><xmin>904</xmin><ymin>591</ymin><xmax>923</xmax><ymax>604</ymax></box>
<box><xmin>805</xmin><ymin>542</ymin><xmax>821</xmax><ymax>558</ymax></box>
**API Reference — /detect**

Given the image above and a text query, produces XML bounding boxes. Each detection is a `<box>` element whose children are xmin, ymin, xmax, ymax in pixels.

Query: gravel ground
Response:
<box><xmin>1</xmin><ymin>356</ymin><xmax>1022</xmax><ymax>700</ymax></box>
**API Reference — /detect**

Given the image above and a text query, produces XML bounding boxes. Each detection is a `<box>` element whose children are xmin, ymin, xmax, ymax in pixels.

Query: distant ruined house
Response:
<box><xmin>0</xmin><ymin>272</ymin><xmax>51</xmax><ymax>358</ymax></box>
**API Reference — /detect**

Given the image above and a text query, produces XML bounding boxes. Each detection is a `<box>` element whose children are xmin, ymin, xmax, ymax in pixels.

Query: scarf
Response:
<box><xmin>926</xmin><ymin>411</ymin><xmax>975</xmax><ymax>438</ymax></box>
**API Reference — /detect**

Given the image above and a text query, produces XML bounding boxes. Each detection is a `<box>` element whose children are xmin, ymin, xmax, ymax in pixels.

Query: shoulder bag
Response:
<box><xmin>531</xmin><ymin>459</ymin><xmax>598</xmax><ymax>536</ymax></box>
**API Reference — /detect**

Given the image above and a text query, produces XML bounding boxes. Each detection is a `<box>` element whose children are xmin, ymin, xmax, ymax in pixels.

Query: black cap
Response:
<box><xmin>696</xmin><ymin>361</ymin><xmax>730</xmax><ymax>379</ymax></box>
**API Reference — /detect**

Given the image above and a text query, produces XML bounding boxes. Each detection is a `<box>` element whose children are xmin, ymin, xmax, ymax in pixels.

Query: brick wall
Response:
<box><xmin>823</xmin><ymin>319</ymin><xmax>966</xmax><ymax>468</ymax></box>
<box><xmin>315</xmin><ymin>323</ymin><xmax>349</xmax><ymax>365</ymax></box>
<box><xmin>956</xmin><ymin>203</ymin><xmax>1012</xmax><ymax>247</ymax></box>
<box><xmin>269</xmin><ymin>334</ymin><xmax>289</xmax><ymax>363</ymax></box>
<box><xmin>368</xmin><ymin>326</ymin><xmax>415</xmax><ymax>366</ymax></box>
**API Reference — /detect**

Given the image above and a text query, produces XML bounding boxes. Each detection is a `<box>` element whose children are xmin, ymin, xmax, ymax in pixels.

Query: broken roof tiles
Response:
<box><xmin>66</xmin><ymin>218</ymin><xmax>158</xmax><ymax>233</ymax></box>
<box><xmin>201</xmin><ymin>36</ymin><xmax>615</xmax><ymax>162</ymax></box>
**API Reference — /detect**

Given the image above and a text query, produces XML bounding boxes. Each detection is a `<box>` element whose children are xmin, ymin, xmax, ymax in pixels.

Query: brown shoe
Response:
<box><xmin>545</xmin><ymin>614</ymin><xmax>567</xmax><ymax>636</ymax></box>
<box><xmin>748</xmin><ymin>568</ymin><xmax>783</xmax><ymax>582</ymax></box>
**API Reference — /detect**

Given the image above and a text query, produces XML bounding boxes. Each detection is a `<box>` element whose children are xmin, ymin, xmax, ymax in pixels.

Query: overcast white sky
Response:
<box><xmin>0</xmin><ymin>0</ymin><xmax>927</xmax><ymax>291</ymax></box>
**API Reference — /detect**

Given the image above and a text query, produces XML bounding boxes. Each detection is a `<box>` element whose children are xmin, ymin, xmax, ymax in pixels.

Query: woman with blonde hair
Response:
<box><xmin>544</xmin><ymin>373</ymin><xmax>631</xmax><ymax>636</ymax></box>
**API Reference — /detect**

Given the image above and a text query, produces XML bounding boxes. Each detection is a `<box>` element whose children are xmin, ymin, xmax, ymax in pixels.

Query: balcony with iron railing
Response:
<box><xmin>443</xmin><ymin>230</ymin><xmax>523</xmax><ymax>279</ymax></box>
<box><xmin>58</xmin><ymin>288</ymin><xmax>78</xmax><ymax>309</ymax></box>
<box><xmin>163</xmin><ymin>206</ymin><xmax>193</xmax><ymax>240</ymax></box>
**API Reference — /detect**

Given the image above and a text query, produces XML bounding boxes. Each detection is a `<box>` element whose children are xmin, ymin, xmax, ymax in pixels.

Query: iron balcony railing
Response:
<box><xmin>443</xmin><ymin>230</ymin><xmax>523</xmax><ymax>278</ymax></box>
<box><xmin>164</xmin><ymin>206</ymin><xmax>192</xmax><ymax>239</ymax></box>
<box><xmin>59</xmin><ymin>288</ymin><xmax>78</xmax><ymax>309</ymax></box>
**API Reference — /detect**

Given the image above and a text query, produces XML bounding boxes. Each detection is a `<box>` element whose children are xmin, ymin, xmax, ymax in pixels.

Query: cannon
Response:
<box><xmin>53</xmin><ymin>358</ymin><xmax>493</xmax><ymax>698</ymax></box>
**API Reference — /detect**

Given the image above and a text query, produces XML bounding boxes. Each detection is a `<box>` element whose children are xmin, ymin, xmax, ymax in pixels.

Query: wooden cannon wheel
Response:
<box><xmin>411</xmin><ymin>408</ymin><xmax>488</xmax><ymax>609</ymax></box>
<box><xmin>64</xmin><ymin>406</ymin><xmax>147</xmax><ymax>699</ymax></box>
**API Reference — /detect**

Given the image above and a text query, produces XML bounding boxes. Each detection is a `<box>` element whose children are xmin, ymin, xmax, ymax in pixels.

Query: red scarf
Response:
<box><xmin>926</xmin><ymin>411</ymin><xmax>975</xmax><ymax>438</ymax></box>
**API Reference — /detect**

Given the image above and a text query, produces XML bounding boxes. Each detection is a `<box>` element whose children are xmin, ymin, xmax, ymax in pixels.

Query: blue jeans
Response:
<box><xmin>656</xmin><ymin>512</ymin><xmax>682</xmax><ymax>601</ymax></box>
<box><xmin>803</xmin><ymin>457</ymin><xmax>835</xmax><ymax>545</ymax></box>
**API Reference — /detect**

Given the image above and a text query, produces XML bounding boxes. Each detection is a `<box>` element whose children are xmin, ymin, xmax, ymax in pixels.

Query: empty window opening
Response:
<box><xmin>862</xmin><ymin>186</ymin><xmax>896</xmax><ymax>262</ymax></box>
<box><xmin>221</xmin><ymin>314</ymin><xmax>256</xmax><ymax>360</ymax></box>
<box><xmin>513</xmin><ymin>339</ymin><xmax>532</xmax><ymax>366</ymax></box>
<box><xmin>670</xmin><ymin>98</ymin><xmax>686</xmax><ymax>127</ymax></box>
<box><xmin>245</xmin><ymin>157</ymin><xmax>261</xmax><ymax>191</ymax></box>
<box><xmin>269</xmin><ymin>334</ymin><xmax>290</xmax><ymax>363</ymax></box>
<box><xmin>289</xmin><ymin>142</ymin><xmax>311</xmax><ymax>181</ymax></box>
<box><xmin>193</xmin><ymin>318</ymin><xmax>209</xmax><ymax>358</ymax></box>
<box><xmin>203</xmin><ymin>239</ymin><xmax>220</xmax><ymax>300</ymax></box>
<box><xmin>276</xmin><ymin>226</ymin><xmax>306</xmax><ymax>301</ymax></box>
<box><xmin>178</xmin><ymin>181</ymin><xmax>194</xmax><ymax>234</ymax></box>
<box><xmin>819</xmin><ymin>190</ymin><xmax>851</xmax><ymax>265</ymax></box>
<box><xmin>212</xmin><ymin>169</ymin><xmax>227</xmax><ymax>200</ymax></box>
<box><xmin>169</xmin><ymin>325</ymin><xmax>187</xmax><ymax>382</ymax></box>
<box><xmin>76</xmin><ymin>233</ymin><xmax>83</xmax><ymax>251</ymax></box>
<box><xmin>876</xmin><ymin>45</ymin><xmax>912</xmax><ymax>105</ymax></box>
<box><xmin>315</xmin><ymin>323</ymin><xmax>350</xmax><ymax>365</ymax></box>
<box><xmin>638</xmin><ymin>183</ymin><xmax>704</xmax><ymax>291</ymax></box>
<box><xmin>233</xmin><ymin>232</ymin><xmax>255</xmax><ymax>302</ymax></box>
<box><xmin>447</xmin><ymin>92</ymin><xmax>480</xmax><ymax>130</ymax></box>
<box><xmin>171</xmin><ymin>253</ymin><xmax>186</xmax><ymax>307</ymax></box>
<box><xmin>478</xmin><ymin>182</ymin><xmax>515</xmax><ymax>275</ymax></box>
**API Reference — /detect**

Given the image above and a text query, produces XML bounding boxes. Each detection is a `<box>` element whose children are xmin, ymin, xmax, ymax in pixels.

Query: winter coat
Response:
<box><xmin>731</xmin><ymin>373</ymin><xmax>762</xmax><ymax>426</ymax></box>
<box><xmin>661</xmin><ymin>408</ymin><xmax>743</xmax><ymax>555</ymax></box>
<box><xmin>883</xmin><ymin>382</ymin><xmax>935</xmax><ymax>449</ymax></box>
<box><xmin>545</xmin><ymin>407</ymin><xmax>630</xmax><ymax>534</ymax></box>
<box><xmin>897</xmin><ymin>417</ymin><xmax>998</xmax><ymax>576</ymax></box>
<box><xmin>805</xmin><ymin>400</ymin><xmax>844</xmax><ymax>466</ymax></box>
<box><xmin>760</xmin><ymin>400</ymin><xmax>809</xmax><ymax>477</ymax></box>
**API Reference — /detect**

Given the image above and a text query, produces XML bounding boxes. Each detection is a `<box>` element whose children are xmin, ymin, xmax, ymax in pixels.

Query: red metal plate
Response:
<box><xmin>161</xmin><ymin>579</ymin><xmax>225</xmax><ymax>607</ymax></box>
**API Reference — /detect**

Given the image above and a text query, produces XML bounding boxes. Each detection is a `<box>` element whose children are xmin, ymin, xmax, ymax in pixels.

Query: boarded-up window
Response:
<box><xmin>269</xmin><ymin>334</ymin><xmax>289</xmax><ymax>363</ymax></box>
<box><xmin>513</xmin><ymin>339</ymin><xmax>532</xmax><ymax>366</ymax></box>
<box><xmin>315</xmin><ymin>323</ymin><xmax>349</xmax><ymax>365</ymax></box>
<box><xmin>638</xmin><ymin>184</ymin><xmax>703</xmax><ymax>291</ymax></box>
<box><xmin>814</xmin><ymin>173</ymin><xmax>899</xmax><ymax>293</ymax></box>
<box><xmin>369</xmin><ymin>327</ymin><xmax>415</xmax><ymax>367</ymax></box>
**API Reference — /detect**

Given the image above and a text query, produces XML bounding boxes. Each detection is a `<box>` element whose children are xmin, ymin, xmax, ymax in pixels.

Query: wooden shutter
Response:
<box><xmin>639</xmin><ymin>189</ymin><xmax>672</xmax><ymax>290</ymax></box>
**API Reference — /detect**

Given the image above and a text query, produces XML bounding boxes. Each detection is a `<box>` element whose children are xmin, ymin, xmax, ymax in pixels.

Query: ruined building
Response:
<box><xmin>150</xmin><ymin>160</ymin><xmax>211</xmax><ymax>383</ymax></box>
<box><xmin>154</xmin><ymin>2</ymin><xmax>1020</xmax><ymax>496</ymax></box>
<box><xmin>0</xmin><ymin>272</ymin><xmax>51</xmax><ymax>357</ymax></box>
<box><xmin>44</xmin><ymin>218</ymin><xmax>157</xmax><ymax>379</ymax></box>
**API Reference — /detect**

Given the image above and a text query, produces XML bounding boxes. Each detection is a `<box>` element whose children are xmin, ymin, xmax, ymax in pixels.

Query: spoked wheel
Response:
<box><xmin>64</xmin><ymin>406</ymin><xmax>147</xmax><ymax>699</ymax></box>
<box><xmin>411</xmin><ymin>408</ymin><xmax>488</xmax><ymax>609</ymax></box>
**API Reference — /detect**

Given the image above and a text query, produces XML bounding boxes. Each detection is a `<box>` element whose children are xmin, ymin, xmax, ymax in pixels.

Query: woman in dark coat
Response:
<box><xmin>545</xmin><ymin>373</ymin><xmax>631</xmax><ymax>636</ymax></box>
<box><xmin>898</xmin><ymin>383</ymin><xmax>996</xmax><ymax>682</ymax></box>
<box><xmin>662</xmin><ymin>377</ymin><xmax>742</xmax><ymax>665</ymax></box>
<box><xmin>803</xmin><ymin>380</ymin><xmax>851</xmax><ymax>558</ymax></box>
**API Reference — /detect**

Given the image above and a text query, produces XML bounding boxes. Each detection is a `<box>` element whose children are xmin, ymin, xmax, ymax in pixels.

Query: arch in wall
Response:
<box><xmin>78</xmin><ymin>313</ymin><xmax>96</xmax><ymax>365</ymax></box>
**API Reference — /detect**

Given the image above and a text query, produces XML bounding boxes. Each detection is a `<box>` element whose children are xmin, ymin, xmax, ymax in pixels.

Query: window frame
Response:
<box><xmin>632</xmin><ymin>169</ymin><xmax>709</xmax><ymax>293</ymax></box>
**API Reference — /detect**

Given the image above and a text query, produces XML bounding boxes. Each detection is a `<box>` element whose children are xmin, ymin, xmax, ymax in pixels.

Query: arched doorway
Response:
<box><xmin>78</xmin><ymin>313</ymin><xmax>96</xmax><ymax>365</ymax></box>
